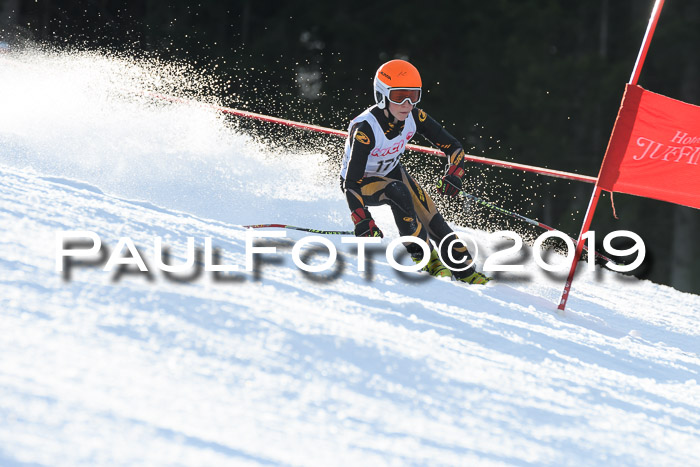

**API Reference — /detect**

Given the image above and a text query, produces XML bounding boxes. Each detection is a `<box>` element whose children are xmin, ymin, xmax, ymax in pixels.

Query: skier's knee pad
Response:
<box><xmin>384</xmin><ymin>181</ymin><xmax>414</xmax><ymax>214</ymax></box>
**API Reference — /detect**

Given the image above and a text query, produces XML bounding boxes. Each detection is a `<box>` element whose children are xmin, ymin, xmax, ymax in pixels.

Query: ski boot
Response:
<box><xmin>412</xmin><ymin>249</ymin><xmax>452</xmax><ymax>279</ymax></box>
<box><xmin>454</xmin><ymin>269</ymin><xmax>491</xmax><ymax>285</ymax></box>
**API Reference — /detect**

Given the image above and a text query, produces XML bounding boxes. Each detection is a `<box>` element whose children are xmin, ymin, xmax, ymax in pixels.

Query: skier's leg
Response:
<box><xmin>397</xmin><ymin>167</ymin><xmax>484</xmax><ymax>279</ymax></box>
<box><xmin>345</xmin><ymin>174</ymin><xmax>427</xmax><ymax>242</ymax></box>
<box><xmin>343</xmin><ymin>170</ymin><xmax>454</xmax><ymax>278</ymax></box>
<box><xmin>376</xmin><ymin>178</ymin><xmax>430</xmax><ymax>245</ymax></box>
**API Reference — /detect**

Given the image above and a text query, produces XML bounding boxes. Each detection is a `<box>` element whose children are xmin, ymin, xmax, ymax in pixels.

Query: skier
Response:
<box><xmin>340</xmin><ymin>59</ymin><xmax>490</xmax><ymax>284</ymax></box>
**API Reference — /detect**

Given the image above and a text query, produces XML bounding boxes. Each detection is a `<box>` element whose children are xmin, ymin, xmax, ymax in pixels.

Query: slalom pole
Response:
<box><xmin>142</xmin><ymin>90</ymin><xmax>595</xmax><ymax>184</ymax></box>
<box><xmin>458</xmin><ymin>191</ymin><xmax>620</xmax><ymax>266</ymax></box>
<box><xmin>244</xmin><ymin>224</ymin><xmax>353</xmax><ymax>235</ymax></box>
<box><xmin>558</xmin><ymin>0</ymin><xmax>666</xmax><ymax>311</ymax></box>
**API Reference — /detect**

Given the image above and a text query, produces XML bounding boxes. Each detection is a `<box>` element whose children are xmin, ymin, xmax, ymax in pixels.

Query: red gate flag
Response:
<box><xmin>597</xmin><ymin>84</ymin><xmax>700</xmax><ymax>210</ymax></box>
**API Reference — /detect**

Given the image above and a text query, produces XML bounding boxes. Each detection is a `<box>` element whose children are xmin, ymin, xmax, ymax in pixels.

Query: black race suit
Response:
<box><xmin>340</xmin><ymin>105</ymin><xmax>474</xmax><ymax>276</ymax></box>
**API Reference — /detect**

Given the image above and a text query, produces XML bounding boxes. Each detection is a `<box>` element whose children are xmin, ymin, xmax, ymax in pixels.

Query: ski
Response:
<box><xmin>244</xmin><ymin>224</ymin><xmax>353</xmax><ymax>235</ymax></box>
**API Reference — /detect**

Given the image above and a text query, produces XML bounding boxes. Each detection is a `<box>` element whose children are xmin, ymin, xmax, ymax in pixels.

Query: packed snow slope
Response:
<box><xmin>1</xmin><ymin>49</ymin><xmax>699</xmax><ymax>466</ymax></box>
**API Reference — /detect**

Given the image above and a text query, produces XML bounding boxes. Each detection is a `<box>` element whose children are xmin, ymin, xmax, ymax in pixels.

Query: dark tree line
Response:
<box><xmin>2</xmin><ymin>0</ymin><xmax>698</xmax><ymax>293</ymax></box>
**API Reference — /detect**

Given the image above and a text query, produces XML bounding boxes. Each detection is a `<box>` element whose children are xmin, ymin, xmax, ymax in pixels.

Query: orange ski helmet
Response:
<box><xmin>373</xmin><ymin>59</ymin><xmax>422</xmax><ymax>109</ymax></box>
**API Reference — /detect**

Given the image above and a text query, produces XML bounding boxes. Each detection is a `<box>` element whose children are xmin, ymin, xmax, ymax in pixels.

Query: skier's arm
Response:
<box><xmin>412</xmin><ymin>107</ymin><xmax>465</xmax><ymax>165</ymax></box>
<box><xmin>344</xmin><ymin>122</ymin><xmax>383</xmax><ymax>237</ymax></box>
<box><xmin>412</xmin><ymin>107</ymin><xmax>466</xmax><ymax>197</ymax></box>
<box><xmin>344</xmin><ymin>121</ymin><xmax>374</xmax><ymax>212</ymax></box>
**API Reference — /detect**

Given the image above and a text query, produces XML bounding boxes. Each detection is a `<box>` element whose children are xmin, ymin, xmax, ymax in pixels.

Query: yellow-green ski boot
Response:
<box><xmin>412</xmin><ymin>249</ymin><xmax>452</xmax><ymax>279</ymax></box>
<box><xmin>454</xmin><ymin>269</ymin><xmax>491</xmax><ymax>285</ymax></box>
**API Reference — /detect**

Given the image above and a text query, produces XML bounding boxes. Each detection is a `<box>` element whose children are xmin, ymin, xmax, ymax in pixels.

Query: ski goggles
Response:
<box><xmin>387</xmin><ymin>88</ymin><xmax>422</xmax><ymax>105</ymax></box>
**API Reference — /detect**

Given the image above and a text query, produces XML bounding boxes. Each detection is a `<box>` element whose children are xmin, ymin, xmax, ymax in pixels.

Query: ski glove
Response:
<box><xmin>438</xmin><ymin>164</ymin><xmax>464</xmax><ymax>197</ymax></box>
<box><xmin>351</xmin><ymin>207</ymin><xmax>383</xmax><ymax>238</ymax></box>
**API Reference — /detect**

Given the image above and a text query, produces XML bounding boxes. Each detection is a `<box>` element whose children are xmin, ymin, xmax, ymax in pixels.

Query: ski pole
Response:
<box><xmin>245</xmin><ymin>197</ymin><xmax>620</xmax><ymax>265</ymax></box>
<box><xmin>244</xmin><ymin>224</ymin><xmax>353</xmax><ymax>235</ymax></box>
<box><xmin>457</xmin><ymin>191</ymin><xmax>621</xmax><ymax>266</ymax></box>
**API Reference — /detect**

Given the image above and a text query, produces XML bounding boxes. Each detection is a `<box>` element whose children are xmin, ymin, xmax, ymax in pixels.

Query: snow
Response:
<box><xmin>1</xmin><ymin>49</ymin><xmax>699</xmax><ymax>466</ymax></box>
